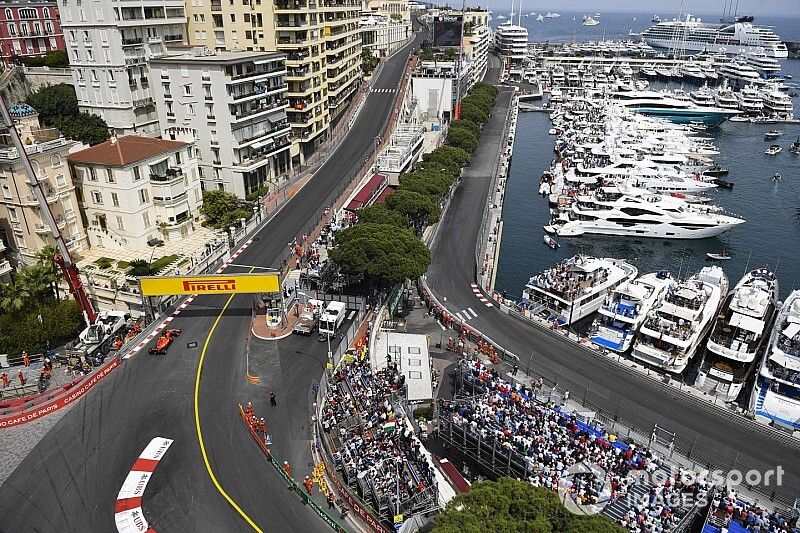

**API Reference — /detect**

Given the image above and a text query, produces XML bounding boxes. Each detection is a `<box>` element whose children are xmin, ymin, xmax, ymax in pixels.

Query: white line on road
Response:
<box><xmin>467</xmin><ymin>307</ymin><xmax>477</xmax><ymax>318</ymax></box>
<box><xmin>347</xmin><ymin>310</ymin><xmax>357</xmax><ymax>320</ymax></box>
<box><xmin>455</xmin><ymin>312</ymin><xmax>465</xmax><ymax>322</ymax></box>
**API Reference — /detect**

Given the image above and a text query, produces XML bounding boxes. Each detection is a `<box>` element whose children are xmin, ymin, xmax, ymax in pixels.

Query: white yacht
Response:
<box><xmin>566</xmin><ymin>69</ymin><xmax>581</xmax><ymax>87</ymax></box>
<box><xmin>719</xmin><ymin>60</ymin><xmax>762</xmax><ymax>87</ymax></box>
<box><xmin>632</xmin><ymin>266</ymin><xmax>728</xmax><ymax>373</ymax></box>
<box><xmin>545</xmin><ymin>12</ymin><xmax>561</xmax><ymax>18</ymax></box>
<box><xmin>681</xmin><ymin>62</ymin><xmax>706</xmax><ymax>84</ymax></box>
<box><xmin>737</xmin><ymin>84</ymin><xmax>763</xmax><ymax>115</ymax></box>
<box><xmin>641</xmin><ymin>64</ymin><xmax>658</xmax><ymax>78</ymax></box>
<box><xmin>521</xmin><ymin>255</ymin><xmax>638</xmax><ymax>326</ymax></box>
<box><xmin>745</xmin><ymin>49</ymin><xmax>782</xmax><ymax>79</ymax></box>
<box><xmin>640</xmin><ymin>14</ymin><xmax>788</xmax><ymax>58</ymax></box>
<box><xmin>760</xmin><ymin>89</ymin><xmax>794</xmax><ymax>119</ymax></box>
<box><xmin>696</xmin><ymin>268</ymin><xmax>779</xmax><ymax>402</ymax></box>
<box><xmin>610</xmin><ymin>91</ymin><xmax>739</xmax><ymax>126</ymax></box>
<box><xmin>551</xmin><ymin>183</ymin><xmax>744</xmax><ymax>239</ymax></box>
<box><xmin>690</xmin><ymin>86</ymin><xmax>715</xmax><ymax>107</ymax></box>
<box><xmin>751</xmin><ymin>291</ymin><xmax>800</xmax><ymax>431</ymax></box>
<box><xmin>715</xmin><ymin>86</ymin><xmax>740</xmax><ymax>110</ymax></box>
<box><xmin>590</xmin><ymin>271</ymin><xmax>675</xmax><ymax>352</ymax></box>
<box><xmin>582</xmin><ymin>15</ymin><xmax>600</xmax><ymax>27</ymax></box>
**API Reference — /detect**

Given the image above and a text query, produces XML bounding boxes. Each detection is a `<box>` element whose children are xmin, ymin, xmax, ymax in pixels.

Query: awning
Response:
<box><xmin>729</xmin><ymin>313</ymin><xmax>765</xmax><ymax>334</ymax></box>
<box><xmin>769</xmin><ymin>351</ymin><xmax>800</xmax><ymax>373</ymax></box>
<box><xmin>783</xmin><ymin>322</ymin><xmax>800</xmax><ymax>339</ymax></box>
<box><xmin>345</xmin><ymin>173</ymin><xmax>387</xmax><ymax>212</ymax></box>
<box><xmin>251</xmin><ymin>139</ymin><xmax>273</xmax><ymax>150</ymax></box>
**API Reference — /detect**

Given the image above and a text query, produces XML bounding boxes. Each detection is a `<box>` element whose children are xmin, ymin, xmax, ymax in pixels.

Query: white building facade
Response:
<box><xmin>150</xmin><ymin>49</ymin><xmax>292</xmax><ymax>199</ymax></box>
<box><xmin>360</xmin><ymin>12</ymin><xmax>409</xmax><ymax>58</ymax></box>
<box><xmin>60</xmin><ymin>0</ymin><xmax>186</xmax><ymax>134</ymax></box>
<box><xmin>68</xmin><ymin>135</ymin><xmax>202</xmax><ymax>251</ymax></box>
<box><xmin>462</xmin><ymin>9</ymin><xmax>490</xmax><ymax>87</ymax></box>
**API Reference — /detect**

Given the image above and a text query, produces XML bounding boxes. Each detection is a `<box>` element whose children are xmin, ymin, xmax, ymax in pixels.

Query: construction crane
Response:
<box><xmin>0</xmin><ymin>95</ymin><xmax>97</xmax><ymax>325</ymax></box>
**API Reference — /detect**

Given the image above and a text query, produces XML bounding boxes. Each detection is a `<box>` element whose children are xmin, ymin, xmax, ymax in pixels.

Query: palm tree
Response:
<box><xmin>0</xmin><ymin>279</ymin><xmax>32</xmax><ymax>314</ymax></box>
<box><xmin>18</xmin><ymin>264</ymin><xmax>56</xmax><ymax>301</ymax></box>
<box><xmin>34</xmin><ymin>244</ymin><xmax>60</xmax><ymax>299</ymax></box>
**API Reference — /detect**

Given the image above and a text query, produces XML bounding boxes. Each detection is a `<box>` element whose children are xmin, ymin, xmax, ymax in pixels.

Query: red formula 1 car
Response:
<box><xmin>148</xmin><ymin>329</ymin><xmax>182</xmax><ymax>355</ymax></box>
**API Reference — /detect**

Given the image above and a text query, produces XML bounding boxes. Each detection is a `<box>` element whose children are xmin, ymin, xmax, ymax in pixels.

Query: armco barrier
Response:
<box><xmin>237</xmin><ymin>405</ymin><xmax>346</xmax><ymax>532</ymax></box>
<box><xmin>0</xmin><ymin>356</ymin><xmax>120</xmax><ymax>428</ymax></box>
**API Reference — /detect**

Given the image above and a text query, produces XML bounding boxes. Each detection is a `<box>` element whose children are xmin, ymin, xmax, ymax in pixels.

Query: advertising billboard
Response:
<box><xmin>433</xmin><ymin>14</ymin><xmax>463</xmax><ymax>47</ymax></box>
<box><xmin>139</xmin><ymin>273</ymin><xmax>280</xmax><ymax>296</ymax></box>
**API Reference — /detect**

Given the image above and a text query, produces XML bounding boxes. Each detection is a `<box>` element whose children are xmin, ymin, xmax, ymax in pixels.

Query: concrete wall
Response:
<box><xmin>23</xmin><ymin>67</ymin><xmax>72</xmax><ymax>92</ymax></box>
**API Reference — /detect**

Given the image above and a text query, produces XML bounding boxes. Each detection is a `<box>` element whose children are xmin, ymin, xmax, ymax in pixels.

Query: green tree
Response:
<box><xmin>51</xmin><ymin>113</ymin><xmax>111</xmax><ymax>146</ymax></box>
<box><xmin>459</xmin><ymin>101</ymin><xmax>489</xmax><ymax>125</ymax></box>
<box><xmin>201</xmin><ymin>190</ymin><xmax>243</xmax><ymax>228</ymax></box>
<box><xmin>43</xmin><ymin>50</ymin><xmax>69</xmax><ymax>68</ymax></box>
<box><xmin>18</xmin><ymin>264</ymin><xmax>56</xmax><ymax>302</ymax></box>
<box><xmin>446</xmin><ymin>125</ymin><xmax>479</xmax><ymax>152</ymax></box>
<box><xmin>449</xmin><ymin>119</ymin><xmax>480</xmax><ymax>139</ymax></box>
<box><xmin>127</xmin><ymin>260</ymin><xmax>154</xmax><ymax>277</ymax></box>
<box><xmin>0</xmin><ymin>279</ymin><xmax>31</xmax><ymax>314</ymax></box>
<box><xmin>432</xmin><ymin>478</ymin><xmax>624</xmax><ymax>533</ymax></box>
<box><xmin>26</xmin><ymin>83</ymin><xmax>79</xmax><ymax>120</ymax></box>
<box><xmin>328</xmin><ymin>223</ymin><xmax>431</xmax><ymax>284</ymax></box>
<box><xmin>355</xmin><ymin>204</ymin><xmax>410</xmax><ymax>228</ymax></box>
<box><xmin>385</xmin><ymin>189</ymin><xmax>441</xmax><ymax>227</ymax></box>
<box><xmin>399</xmin><ymin>171</ymin><xmax>453</xmax><ymax>199</ymax></box>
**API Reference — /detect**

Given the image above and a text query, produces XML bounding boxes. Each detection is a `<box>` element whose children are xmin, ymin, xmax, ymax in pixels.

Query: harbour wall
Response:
<box><xmin>786</xmin><ymin>41</ymin><xmax>800</xmax><ymax>59</ymax></box>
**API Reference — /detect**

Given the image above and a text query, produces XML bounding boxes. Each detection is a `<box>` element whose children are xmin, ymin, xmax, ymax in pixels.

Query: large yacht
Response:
<box><xmin>760</xmin><ymin>88</ymin><xmax>794</xmax><ymax>119</ymax></box>
<box><xmin>714</xmin><ymin>86</ymin><xmax>740</xmax><ymax>110</ymax></box>
<box><xmin>590</xmin><ymin>271</ymin><xmax>675</xmax><ymax>352</ymax></box>
<box><xmin>632</xmin><ymin>266</ymin><xmax>728</xmax><ymax>373</ymax></box>
<box><xmin>719</xmin><ymin>60</ymin><xmax>763</xmax><ymax>88</ymax></box>
<box><xmin>750</xmin><ymin>290</ymin><xmax>800</xmax><ymax>431</ymax></box>
<box><xmin>745</xmin><ymin>49</ymin><xmax>782</xmax><ymax>79</ymax></box>
<box><xmin>610</xmin><ymin>91</ymin><xmax>739</xmax><ymax>126</ymax></box>
<box><xmin>640</xmin><ymin>14</ymin><xmax>788</xmax><ymax>58</ymax></box>
<box><xmin>696</xmin><ymin>268</ymin><xmax>779</xmax><ymax>402</ymax></box>
<box><xmin>737</xmin><ymin>84</ymin><xmax>764</xmax><ymax>115</ymax></box>
<box><xmin>521</xmin><ymin>255</ymin><xmax>638</xmax><ymax>326</ymax></box>
<box><xmin>495</xmin><ymin>21</ymin><xmax>529</xmax><ymax>65</ymax></box>
<box><xmin>549</xmin><ymin>183</ymin><xmax>744</xmax><ymax>239</ymax></box>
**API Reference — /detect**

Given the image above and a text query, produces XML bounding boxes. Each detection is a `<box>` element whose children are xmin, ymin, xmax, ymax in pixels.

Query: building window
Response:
<box><xmin>51</xmin><ymin>154</ymin><xmax>62</xmax><ymax>167</ymax></box>
<box><xmin>91</xmin><ymin>190</ymin><xmax>103</xmax><ymax>204</ymax></box>
<box><xmin>7</xmin><ymin>24</ymin><xmax>15</xmax><ymax>37</ymax></box>
<box><xmin>138</xmin><ymin>189</ymin><xmax>149</xmax><ymax>204</ymax></box>
<box><xmin>116</xmin><ymin>216</ymin><xmax>124</xmax><ymax>230</ymax></box>
<box><xmin>187</xmin><ymin>103</ymin><xmax>195</xmax><ymax>115</ymax></box>
<box><xmin>106</xmin><ymin>168</ymin><xmax>115</xmax><ymax>183</ymax></box>
<box><xmin>181</xmin><ymin>66</ymin><xmax>189</xmax><ymax>77</ymax></box>
<box><xmin>8</xmin><ymin>206</ymin><xmax>18</xmax><ymax>221</ymax></box>
<box><xmin>183</xmin><ymin>84</ymin><xmax>192</xmax><ymax>96</ymax></box>
<box><xmin>88</xmin><ymin>167</ymin><xmax>98</xmax><ymax>181</ymax></box>
<box><xmin>56</xmin><ymin>174</ymin><xmax>67</xmax><ymax>187</ymax></box>
<box><xmin>43</xmin><ymin>7</ymin><xmax>51</xmax><ymax>19</ymax></box>
<box><xmin>142</xmin><ymin>212</ymin><xmax>150</xmax><ymax>227</ymax></box>
<box><xmin>86</xmin><ymin>49</ymin><xmax>93</xmax><ymax>62</ymax></box>
<box><xmin>1</xmin><ymin>184</ymin><xmax>11</xmax><ymax>199</ymax></box>
<box><xmin>99</xmin><ymin>29</ymin><xmax>107</xmax><ymax>43</ymax></box>
<box><xmin>95</xmin><ymin>8</ymin><xmax>103</xmax><ymax>21</ymax></box>
<box><xmin>111</xmin><ymin>192</ymin><xmax>119</xmax><ymax>207</ymax></box>
<box><xmin>133</xmin><ymin>166</ymin><xmax>141</xmax><ymax>181</ymax></box>
<box><xmin>19</xmin><ymin>8</ymin><xmax>36</xmax><ymax>19</ymax></box>
<box><xmin>4</xmin><ymin>8</ymin><xmax>11</xmax><ymax>20</ymax></box>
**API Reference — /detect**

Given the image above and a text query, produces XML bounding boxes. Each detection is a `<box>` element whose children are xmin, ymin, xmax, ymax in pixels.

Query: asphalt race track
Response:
<box><xmin>0</xmin><ymin>30</ymin><xmax>424</xmax><ymax>533</ymax></box>
<box><xmin>424</xmin><ymin>81</ymin><xmax>800</xmax><ymax>505</ymax></box>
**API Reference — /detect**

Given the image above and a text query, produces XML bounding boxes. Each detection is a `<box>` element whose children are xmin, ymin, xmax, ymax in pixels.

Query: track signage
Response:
<box><xmin>139</xmin><ymin>273</ymin><xmax>280</xmax><ymax>296</ymax></box>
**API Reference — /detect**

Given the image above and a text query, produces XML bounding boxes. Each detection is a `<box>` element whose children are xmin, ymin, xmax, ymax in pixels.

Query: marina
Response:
<box><xmin>492</xmin><ymin>11</ymin><xmax>800</xmax><ymax>422</ymax></box>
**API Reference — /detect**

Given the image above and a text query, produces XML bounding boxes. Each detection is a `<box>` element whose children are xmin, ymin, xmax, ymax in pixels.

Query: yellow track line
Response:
<box><xmin>193</xmin><ymin>285</ymin><xmax>263</xmax><ymax>532</ymax></box>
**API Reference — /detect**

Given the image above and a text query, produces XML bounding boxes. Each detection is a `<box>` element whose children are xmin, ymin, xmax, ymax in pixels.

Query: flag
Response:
<box><xmin>383</xmin><ymin>420</ymin><xmax>397</xmax><ymax>433</ymax></box>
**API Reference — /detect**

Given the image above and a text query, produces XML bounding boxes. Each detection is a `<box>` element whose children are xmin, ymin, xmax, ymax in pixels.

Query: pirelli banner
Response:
<box><xmin>139</xmin><ymin>273</ymin><xmax>280</xmax><ymax>296</ymax></box>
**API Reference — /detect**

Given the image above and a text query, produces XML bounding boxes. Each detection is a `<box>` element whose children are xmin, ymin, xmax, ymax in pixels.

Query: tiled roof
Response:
<box><xmin>67</xmin><ymin>135</ymin><xmax>187</xmax><ymax>167</ymax></box>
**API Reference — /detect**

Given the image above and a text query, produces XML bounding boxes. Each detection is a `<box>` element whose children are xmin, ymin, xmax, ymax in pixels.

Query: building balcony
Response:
<box><xmin>229</xmin><ymin>83</ymin><xmax>287</xmax><ymax>102</ymax></box>
<box><xmin>233</xmin><ymin>122</ymin><xmax>290</xmax><ymax>146</ymax></box>
<box><xmin>150</xmin><ymin>167</ymin><xmax>183</xmax><ymax>183</ymax></box>
<box><xmin>276</xmin><ymin>37</ymin><xmax>310</xmax><ymax>47</ymax></box>
<box><xmin>320</xmin><ymin>0</ymin><xmax>360</xmax><ymax>10</ymax></box>
<box><xmin>275</xmin><ymin>19</ymin><xmax>314</xmax><ymax>29</ymax></box>
<box><xmin>153</xmin><ymin>192</ymin><xmax>188</xmax><ymax>208</ymax></box>
<box><xmin>231</xmin><ymin>99</ymin><xmax>287</xmax><ymax>122</ymax></box>
<box><xmin>134</xmin><ymin>96</ymin><xmax>154</xmax><ymax>108</ymax></box>
<box><xmin>125</xmin><ymin>55</ymin><xmax>146</xmax><ymax>65</ymax></box>
<box><xmin>232</xmin><ymin>137</ymin><xmax>292</xmax><ymax>172</ymax></box>
<box><xmin>275</xmin><ymin>0</ymin><xmax>317</xmax><ymax>12</ymax></box>
<box><xmin>211</xmin><ymin>0</ymin><xmax>222</xmax><ymax>10</ymax></box>
<box><xmin>164</xmin><ymin>34</ymin><xmax>183</xmax><ymax>42</ymax></box>
<box><xmin>148</xmin><ymin>36</ymin><xmax>163</xmax><ymax>44</ymax></box>
<box><xmin>227</xmin><ymin>67</ymin><xmax>287</xmax><ymax>82</ymax></box>
<box><xmin>122</xmin><ymin>37</ymin><xmax>144</xmax><ymax>46</ymax></box>
<box><xmin>0</xmin><ymin>259</ymin><xmax>10</xmax><ymax>278</ymax></box>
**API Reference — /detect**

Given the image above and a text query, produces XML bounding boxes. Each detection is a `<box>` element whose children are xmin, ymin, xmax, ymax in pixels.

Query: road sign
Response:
<box><xmin>139</xmin><ymin>273</ymin><xmax>280</xmax><ymax>296</ymax></box>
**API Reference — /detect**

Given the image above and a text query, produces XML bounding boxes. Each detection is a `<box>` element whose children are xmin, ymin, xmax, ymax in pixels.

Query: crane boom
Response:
<box><xmin>0</xmin><ymin>96</ymin><xmax>97</xmax><ymax>325</ymax></box>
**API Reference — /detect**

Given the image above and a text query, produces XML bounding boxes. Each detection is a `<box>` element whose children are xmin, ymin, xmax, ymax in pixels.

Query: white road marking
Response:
<box><xmin>467</xmin><ymin>307</ymin><xmax>477</xmax><ymax>318</ymax></box>
<box><xmin>346</xmin><ymin>310</ymin><xmax>357</xmax><ymax>320</ymax></box>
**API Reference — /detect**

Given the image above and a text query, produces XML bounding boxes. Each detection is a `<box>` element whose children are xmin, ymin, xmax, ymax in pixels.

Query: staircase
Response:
<box><xmin>754</xmin><ymin>383</ymin><xmax>768</xmax><ymax>413</ymax></box>
<box><xmin>603</xmin><ymin>482</ymin><xmax>653</xmax><ymax>522</ymax></box>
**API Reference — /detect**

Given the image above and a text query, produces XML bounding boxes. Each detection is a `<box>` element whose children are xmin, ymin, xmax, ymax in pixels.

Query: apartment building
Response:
<box><xmin>461</xmin><ymin>9</ymin><xmax>490</xmax><ymax>87</ymax></box>
<box><xmin>0</xmin><ymin>104</ymin><xmax>87</xmax><ymax>266</ymax></box>
<box><xmin>186</xmin><ymin>0</ymin><xmax>362</xmax><ymax>163</ymax></box>
<box><xmin>68</xmin><ymin>135</ymin><xmax>201</xmax><ymax>250</ymax></box>
<box><xmin>60</xmin><ymin>0</ymin><xmax>186</xmax><ymax>135</ymax></box>
<box><xmin>360</xmin><ymin>12</ymin><xmax>408</xmax><ymax>58</ymax></box>
<box><xmin>150</xmin><ymin>48</ymin><xmax>291</xmax><ymax>198</ymax></box>
<box><xmin>0</xmin><ymin>0</ymin><xmax>64</xmax><ymax>67</ymax></box>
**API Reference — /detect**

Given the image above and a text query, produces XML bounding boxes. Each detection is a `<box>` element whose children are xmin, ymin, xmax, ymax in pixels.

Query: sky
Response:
<box><xmin>463</xmin><ymin>0</ymin><xmax>800</xmax><ymax>16</ymax></box>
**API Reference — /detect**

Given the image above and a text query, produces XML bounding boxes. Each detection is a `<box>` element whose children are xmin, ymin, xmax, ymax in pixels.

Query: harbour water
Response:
<box><xmin>495</xmin><ymin>59</ymin><xmax>800</xmax><ymax>302</ymax></box>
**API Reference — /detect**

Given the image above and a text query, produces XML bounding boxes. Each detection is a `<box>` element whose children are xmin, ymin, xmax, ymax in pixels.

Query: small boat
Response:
<box><xmin>790</xmin><ymin>137</ymin><xmax>800</xmax><ymax>153</ymax></box>
<box><xmin>651</xmin><ymin>15</ymin><xmax>661</xmax><ymax>23</ymax></box>
<box><xmin>543</xmin><ymin>234</ymin><xmax>560</xmax><ymax>249</ymax></box>
<box><xmin>773</xmin><ymin>172</ymin><xmax>781</xmax><ymax>181</ymax></box>
<box><xmin>706</xmin><ymin>251</ymin><xmax>732</xmax><ymax>261</ymax></box>
<box><xmin>713</xmin><ymin>178</ymin><xmax>734</xmax><ymax>189</ymax></box>
<box><xmin>764</xmin><ymin>130</ymin><xmax>782</xmax><ymax>140</ymax></box>
<box><xmin>729</xmin><ymin>115</ymin><xmax>750</xmax><ymax>123</ymax></box>
<box><xmin>765</xmin><ymin>145</ymin><xmax>782</xmax><ymax>155</ymax></box>
<box><xmin>703</xmin><ymin>165</ymin><xmax>729</xmax><ymax>177</ymax></box>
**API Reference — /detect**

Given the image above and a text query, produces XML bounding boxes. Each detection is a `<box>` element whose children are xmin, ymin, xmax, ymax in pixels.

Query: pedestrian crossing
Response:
<box><xmin>471</xmin><ymin>283</ymin><xmax>494</xmax><ymax>307</ymax></box>
<box><xmin>371</xmin><ymin>87</ymin><xmax>396</xmax><ymax>93</ymax></box>
<box><xmin>454</xmin><ymin>307</ymin><xmax>479</xmax><ymax>322</ymax></box>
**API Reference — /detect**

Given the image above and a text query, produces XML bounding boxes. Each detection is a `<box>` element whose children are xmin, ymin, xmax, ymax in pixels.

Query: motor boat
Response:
<box><xmin>590</xmin><ymin>271</ymin><xmax>675</xmax><ymax>353</ymax></box>
<box><xmin>760</xmin><ymin>89</ymin><xmax>794</xmax><ymax>119</ymax></box>
<box><xmin>520</xmin><ymin>255</ymin><xmax>638</xmax><ymax>326</ymax></box>
<box><xmin>632</xmin><ymin>266</ymin><xmax>728</xmax><ymax>373</ymax></box>
<box><xmin>695</xmin><ymin>268</ymin><xmax>779</xmax><ymax>401</ymax></box>
<box><xmin>706</xmin><ymin>251</ymin><xmax>732</xmax><ymax>260</ymax></box>
<box><xmin>715</xmin><ymin>88</ymin><xmax>740</xmax><ymax>110</ymax></box>
<box><xmin>690</xmin><ymin>86</ymin><xmax>715</xmax><ymax>107</ymax></box>
<box><xmin>610</xmin><ymin>90</ymin><xmax>739</xmax><ymax>126</ymax></box>
<box><xmin>682</xmin><ymin>62</ymin><xmax>707</xmax><ymax>84</ymax></box>
<box><xmin>750</xmin><ymin>290</ymin><xmax>800</xmax><ymax>431</ymax></box>
<box><xmin>790</xmin><ymin>137</ymin><xmax>800</xmax><ymax>154</ymax></box>
<box><xmin>543</xmin><ymin>234</ymin><xmax>560</xmax><ymax>249</ymax></box>
<box><xmin>737</xmin><ymin>84</ymin><xmax>763</xmax><ymax>115</ymax></box>
<box><xmin>713</xmin><ymin>178</ymin><xmax>734</xmax><ymax>189</ymax></box>
<box><xmin>641</xmin><ymin>64</ymin><xmax>658</xmax><ymax>78</ymax></box>
<box><xmin>703</xmin><ymin>164</ymin><xmax>729</xmax><ymax>177</ymax></box>
<box><xmin>773</xmin><ymin>172</ymin><xmax>781</xmax><ymax>181</ymax></box>
<box><xmin>582</xmin><ymin>15</ymin><xmax>599</xmax><ymax>26</ymax></box>
<box><xmin>765</xmin><ymin>145</ymin><xmax>782</xmax><ymax>155</ymax></box>
<box><xmin>764</xmin><ymin>130</ymin><xmax>782</xmax><ymax>140</ymax></box>
<box><xmin>550</xmin><ymin>182</ymin><xmax>745</xmax><ymax>240</ymax></box>
<box><xmin>651</xmin><ymin>15</ymin><xmax>661</xmax><ymax>23</ymax></box>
